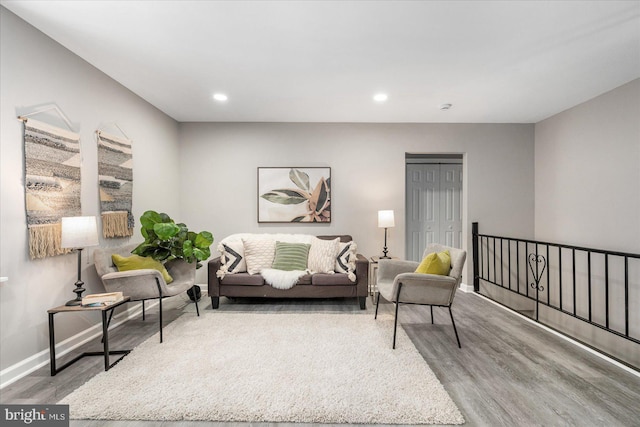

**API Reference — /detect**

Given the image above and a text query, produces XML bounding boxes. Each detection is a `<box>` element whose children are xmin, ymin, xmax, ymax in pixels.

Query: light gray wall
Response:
<box><xmin>535</xmin><ymin>78</ymin><xmax>640</xmax><ymax>252</ymax></box>
<box><xmin>534</xmin><ymin>78</ymin><xmax>640</xmax><ymax>367</ymax></box>
<box><xmin>0</xmin><ymin>8</ymin><xmax>181</xmax><ymax>377</ymax></box>
<box><xmin>178</xmin><ymin>122</ymin><xmax>535</xmax><ymax>286</ymax></box>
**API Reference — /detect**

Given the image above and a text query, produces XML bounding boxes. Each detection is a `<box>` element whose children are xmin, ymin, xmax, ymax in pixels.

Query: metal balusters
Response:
<box><xmin>493</xmin><ymin>237</ymin><xmax>497</xmax><ymax>286</ymax></box>
<box><xmin>546</xmin><ymin>245</ymin><xmax>550</xmax><ymax>304</ymax></box>
<box><xmin>516</xmin><ymin>241</ymin><xmax>520</xmax><ymax>294</ymax></box>
<box><xmin>571</xmin><ymin>249</ymin><xmax>578</xmax><ymax>316</ymax></box>
<box><xmin>605</xmin><ymin>254</ymin><xmax>609</xmax><ymax>330</ymax></box>
<box><xmin>500</xmin><ymin>238</ymin><xmax>504</xmax><ymax>287</ymax></box>
<box><xmin>559</xmin><ymin>248</ymin><xmax>563</xmax><ymax>311</ymax></box>
<box><xmin>588</xmin><ymin>251</ymin><xmax>592</xmax><ymax>322</ymax></box>
<box><xmin>508</xmin><ymin>239</ymin><xmax>512</xmax><ymax>291</ymax></box>
<box><xmin>470</xmin><ymin>222</ymin><xmax>640</xmax><ymax>367</ymax></box>
<box><xmin>525</xmin><ymin>242</ymin><xmax>529</xmax><ymax>297</ymax></box>
<box><xmin>625</xmin><ymin>257</ymin><xmax>629</xmax><ymax>338</ymax></box>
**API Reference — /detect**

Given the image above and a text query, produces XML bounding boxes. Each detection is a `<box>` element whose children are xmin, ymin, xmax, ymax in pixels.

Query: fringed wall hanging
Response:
<box><xmin>21</xmin><ymin>117</ymin><xmax>82</xmax><ymax>259</ymax></box>
<box><xmin>97</xmin><ymin>129</ymin><xmax>134</xmax><ymax>238</ymax></box>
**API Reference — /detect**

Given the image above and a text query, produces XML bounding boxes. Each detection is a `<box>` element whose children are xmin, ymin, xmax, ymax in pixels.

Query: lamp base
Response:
<box><xmin>65</xmin><ymin>279</ymin><xmax>85</xmax><ymax>306</ymax></box>
<box><xmin>381</xmin><ymin>243</ymin><xmax>391</xmax><ymax>258</ymax></box>
<box><xmin>381</xmin><ymin>228</ymin><xmax>391</xmax><ymax>259</ymax></box>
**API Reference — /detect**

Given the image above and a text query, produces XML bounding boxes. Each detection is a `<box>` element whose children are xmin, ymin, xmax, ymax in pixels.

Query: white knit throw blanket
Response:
<box><xmin>261</xmin><ymin>268</ymin><xmax>307</xmax><ymax>290</ymax></box>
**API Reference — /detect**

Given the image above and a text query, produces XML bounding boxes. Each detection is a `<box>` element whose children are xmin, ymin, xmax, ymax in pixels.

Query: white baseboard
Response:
<box><xmin>0</xmin><ymin>300</ymin><xmax>158</xmax><ymax>389</ymax></box>
<box><xmin>458</xmin><ymin>282</ymin><xmax>474</xmax><ymax>293</ymax></box>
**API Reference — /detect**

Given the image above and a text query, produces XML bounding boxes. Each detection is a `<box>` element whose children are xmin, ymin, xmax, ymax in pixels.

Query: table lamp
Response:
<box><xmin>378</xmin><ymin>210</ymin><xmax>395</xmax><ymax>259</ymax></box>
<box><xmin>61</xmin><ymin>216</ymin><xmax>99</xmax><ymax>306</ymax></box>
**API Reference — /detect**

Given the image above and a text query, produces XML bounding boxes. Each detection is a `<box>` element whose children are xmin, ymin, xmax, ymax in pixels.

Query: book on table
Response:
<box><xmin>82</xmin><ymin>292</ymin><xmax>124</xmax><ymax>306</ymax></box>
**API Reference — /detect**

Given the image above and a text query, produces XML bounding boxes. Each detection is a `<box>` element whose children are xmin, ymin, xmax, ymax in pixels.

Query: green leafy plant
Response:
<box><xmin>260</xmin><ymin>168</ymin><xmax>331</xmax><ymax>222</ymax></box>
<box><xmin>131</xmin><ymin>210</ymin><xmax>214</xmax><ymax>269</ymax></box>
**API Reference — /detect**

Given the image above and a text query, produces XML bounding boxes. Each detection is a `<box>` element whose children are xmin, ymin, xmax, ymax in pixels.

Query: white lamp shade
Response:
<box><xmin>378</xmin><ymin>210</ymin><xmax>395</xmax><ymax>228</ymax></box>
<box><xmin>61</xmin><ymin>216</ymin><xmax>99</xmax><ymax>249</ymax></box>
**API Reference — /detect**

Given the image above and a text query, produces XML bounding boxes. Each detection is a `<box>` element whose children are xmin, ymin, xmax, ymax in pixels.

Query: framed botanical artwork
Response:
<box><xmin>258</xmin><ymin>167</ymin><xmax>331</xmax><ymax>223</ymax></box>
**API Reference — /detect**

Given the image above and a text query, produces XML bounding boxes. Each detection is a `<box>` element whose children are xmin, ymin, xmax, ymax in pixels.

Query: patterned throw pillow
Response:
<box><xmin>242</xmin><ymin>237</ymin><xmax>276</xmax><ymax>274</ymax></box>
<box><xmin>271</xmin><ymin>241</ymin><xmax>311</xmax><ymax>271</ymax></box>
<box><xmin>308</xmin><ymin>237</ymin><xmax>340</xmax><ymax>273</ymax></box>
<box><xmin>221</xmin><ymin>241</ymin><xmax>246</xmax><ymax>273</ymax></box>
<box><xmin>335</xmin><ymin>241</ymin><xmax>357</xmax><ymax>276</ymax></box>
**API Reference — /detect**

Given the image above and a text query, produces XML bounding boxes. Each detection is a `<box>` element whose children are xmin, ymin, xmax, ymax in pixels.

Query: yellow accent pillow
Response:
<box><xmin>112</xmin><ymin>254</ymin><xmax>173</xmax><ymax>284</ymax></box>
<box><xmin>415</xmin><ymin>250</ymin><xmax>451</xmax><ymax>275</ymax></box>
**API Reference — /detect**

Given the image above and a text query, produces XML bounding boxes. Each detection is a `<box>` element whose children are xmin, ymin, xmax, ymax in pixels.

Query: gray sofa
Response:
<box><xmin>207</xmin><ymin>235</ymin><xmax>369</xmax><ymax>309</ymax></box>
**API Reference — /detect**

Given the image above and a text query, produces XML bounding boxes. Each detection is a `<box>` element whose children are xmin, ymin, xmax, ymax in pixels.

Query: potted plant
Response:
<box><xmin>132</xmin><ymin>210</ymin><xmax>214</xmax><ymax>300</ymax></box>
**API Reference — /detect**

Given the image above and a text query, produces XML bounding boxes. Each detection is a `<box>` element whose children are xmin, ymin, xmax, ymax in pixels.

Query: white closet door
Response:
<box><xmin>406</xmin><ymin>163</ymin><xmax>462</xmax><ymax>261</ymax></box>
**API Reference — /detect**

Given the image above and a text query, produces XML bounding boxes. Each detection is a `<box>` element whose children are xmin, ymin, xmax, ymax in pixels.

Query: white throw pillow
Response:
<box><xmin>242</xmin><ymin>237</ymin><xmax>276</xmax><ymax>274</ymax></box>
<box><xmin>335</xmin><ymin>241</ymin><xmax>357</xmax><ymax>275</ymax></box>
<box><xmin>308</xmin><ymin>237</ymin><xmax>340</xmax><ymax>274</ymax></box>
<box><xmin>221</xmin><ymin>240</ymin><xmax>246</xmax><ymax>273</ymax></box>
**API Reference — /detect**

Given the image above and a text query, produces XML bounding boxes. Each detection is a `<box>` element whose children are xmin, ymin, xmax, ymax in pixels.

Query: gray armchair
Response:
<box><xmin>94</xmin><ymin>244</ymin><xmax>200</xmax><ymax>342</ymax></box>
<box><xmin>374</xmin><ymin>243</ymin><xmax>467</xmax><ymax>349</ymax></box>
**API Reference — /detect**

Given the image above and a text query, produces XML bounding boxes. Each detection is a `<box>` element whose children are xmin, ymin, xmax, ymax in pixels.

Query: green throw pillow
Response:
<box><xmin>112</xmin><ymin>254</ymin><xmax>173</xmax><ymax>284</ymax></box>
<box><xmin>271</xmin><ymin>242</ymin><xmax>311</xmax><ymax>271</ymax></box>
<box><xmin>415</xmin><ymin>250</ymin><xmax>451</xmax><ymax>275</ymax></box>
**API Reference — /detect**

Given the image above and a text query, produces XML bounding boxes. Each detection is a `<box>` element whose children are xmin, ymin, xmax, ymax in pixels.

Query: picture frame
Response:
<box><xmin>258</xmin><ymin>167</ymin><xmax>331</xmax><ymax>223</ymax></box>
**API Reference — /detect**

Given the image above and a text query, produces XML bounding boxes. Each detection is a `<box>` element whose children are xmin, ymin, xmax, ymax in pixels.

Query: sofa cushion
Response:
<box><xmin>308</xmin><ymin>237</ymin><xmax>340</xmax><ymax>273</ymax></box>
<box><xmin>242</xmin><ymin>237</ymin><xmax>276</xmax><ymax>274</ymax></box>
<box><xmin>312</xmin><ymin>273</ymin><xmax>353</xmax><ymax>286</ymax></box>
<box><xmin>271</xmin><ymin>241</ymin><xmax>311</xmax><ymax>271</ymax></box>
<box><xmin>220</xmin><ymin>273</ymin><xmax>265</xmax><ymax>286</ymax></box>
<box><xmin>296</xmin><ymin>274</ymin><xmax>313</xmax><ymax>285</ymax></box>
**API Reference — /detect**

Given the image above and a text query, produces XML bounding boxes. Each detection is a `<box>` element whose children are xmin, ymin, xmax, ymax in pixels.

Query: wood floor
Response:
<box><xmin>2</xmin><ymin>290</ymin><xmax>639</xmax><ymax>426</ymax></box>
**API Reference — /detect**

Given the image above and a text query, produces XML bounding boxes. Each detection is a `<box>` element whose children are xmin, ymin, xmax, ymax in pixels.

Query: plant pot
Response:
<box><xmin>187</xmin><ymin>285</ymin><xmax>201</xmax><ymax>302</ymax></box>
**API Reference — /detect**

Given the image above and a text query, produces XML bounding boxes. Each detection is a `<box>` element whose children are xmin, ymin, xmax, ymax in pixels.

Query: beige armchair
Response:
<box><xmin>374</xmin><ymin>243</ymin><xmax>467</xmax><ymax>349</ymax></box>
<box><xmin>94</xmin><ymin>244</ymin><xmax>200</xmax><ymax>343</ymax></box>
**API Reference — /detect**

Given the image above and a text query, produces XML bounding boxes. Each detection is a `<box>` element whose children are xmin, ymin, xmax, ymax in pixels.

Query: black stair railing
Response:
<box><xmin>472</xmin><ymin>222</ymin><xmax>639</xmax><ymax>367</ymax></box>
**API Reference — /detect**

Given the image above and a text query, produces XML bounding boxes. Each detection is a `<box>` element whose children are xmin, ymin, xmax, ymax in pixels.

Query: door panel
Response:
<box><xmin>411</xmin><ymin>188</ymin><xmax>421</xmax><ymax>221</ymax></box>
<box><xmin>409</xmin><ymin>231</ymin><xmax>422</xmax><ymax>260</ymax></box>
<box><xmin>406</xmin><ymin>164</ymin><xmax>439</xmax><ymax>261</ymax></box>
<box><xmin>425</xmin><ymin>188</ymin><xmax>436</xmax><ymax>221</ymax></box>
<box><xmin>425</xmin><ymin>230</ymin><xmax>437</xmax><ymax>246</ymax></box>
<box><xmin>406</xmin><ymin>162</ymin><xmax>462</xmax><ymax>261</ymax></box>
<box><xmin>440</xmin><ymin>164</ymin><xmax>462</xmax><ymax>249</ymax></box>
<box><xmin>444</xmin><ymin>230</ymin><xmax>455</xmax><ymax>247</ymax></box>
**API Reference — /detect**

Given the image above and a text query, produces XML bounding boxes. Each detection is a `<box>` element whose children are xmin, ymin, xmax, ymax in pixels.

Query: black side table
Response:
<box><xmin>48</xmin><ymin>297</ymin><xmax>132</xmax><ymax>376</ymax></box>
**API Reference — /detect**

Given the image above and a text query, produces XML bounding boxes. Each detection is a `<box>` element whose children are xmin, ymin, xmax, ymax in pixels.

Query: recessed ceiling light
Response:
<box><xmin>373</xmin><ymin>93</ymin><xmax>388</xmax><ymax>102</ymax></box>
<box><xmin>213</xmin><ymin>93</ymin><xmax>228</xmax><ymax>102</ymax></box>
<box><xmin>439</xmin><ymin>103</ymin><xmax>452</xmax><ymax>110</ymax></box>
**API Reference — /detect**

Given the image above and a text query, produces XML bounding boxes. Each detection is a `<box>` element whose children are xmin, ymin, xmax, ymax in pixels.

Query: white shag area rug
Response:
<box><xmin>60</xmin><ymin>312</ymin><xmax>464</xmax><ymax>424</ymax></box>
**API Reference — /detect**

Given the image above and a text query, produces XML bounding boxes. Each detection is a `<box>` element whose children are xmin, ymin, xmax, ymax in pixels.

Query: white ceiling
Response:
<box><xmin>2</xmin><ymin>1</ymin><xmax>639</xmax><ymax>123</ymax></box>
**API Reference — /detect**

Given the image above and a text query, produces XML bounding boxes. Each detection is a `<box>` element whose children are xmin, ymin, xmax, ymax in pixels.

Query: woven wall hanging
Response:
<box><xmin>22</xmin><ymin>118</ymin><xmax>81</xmax><ymax>259</ymax></box>
<box><xmin>97</xmin><ymin>130</ymin><xmax>134</xmax><ymax>238</ymax></box>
